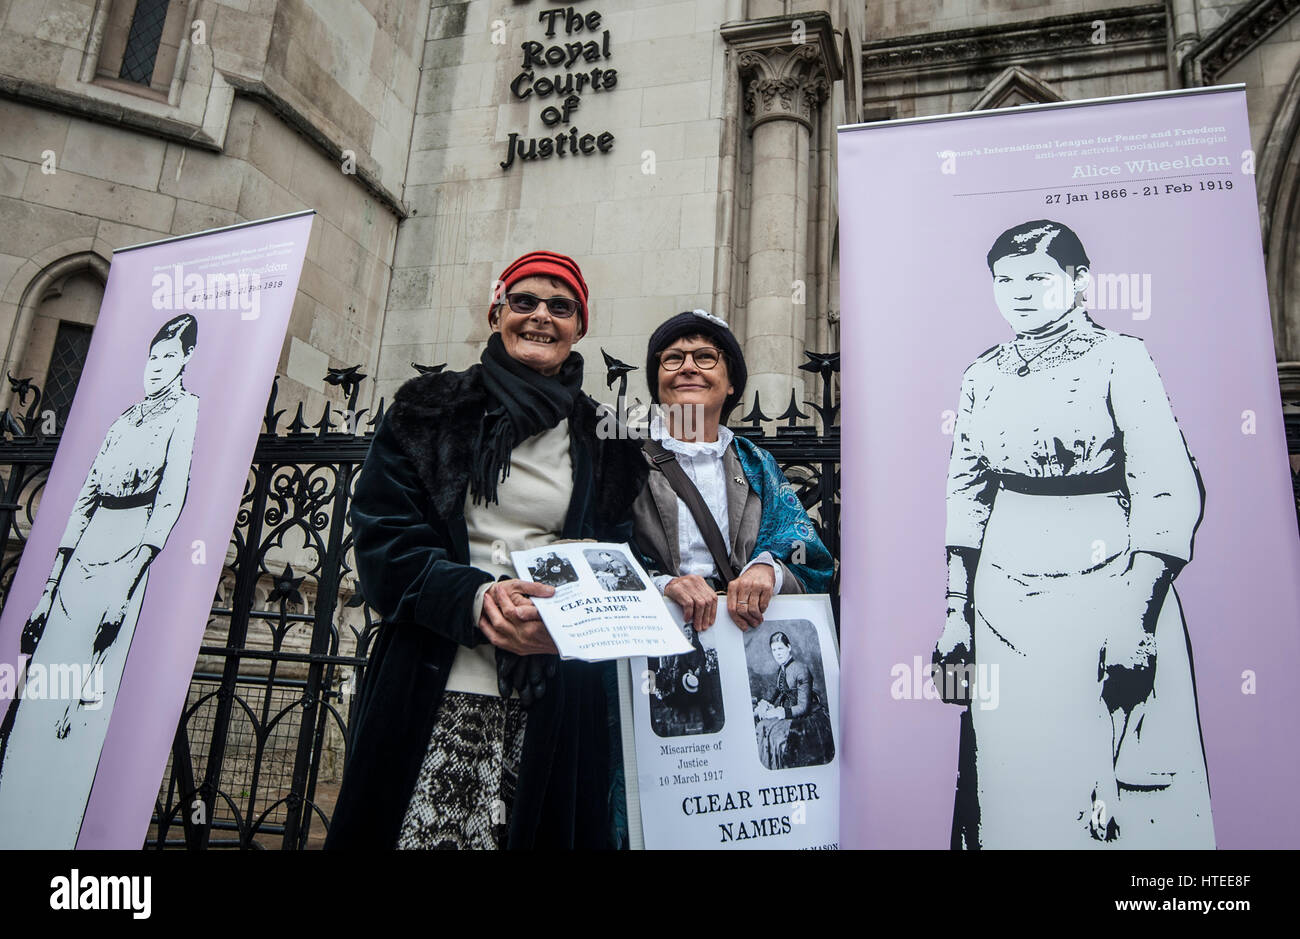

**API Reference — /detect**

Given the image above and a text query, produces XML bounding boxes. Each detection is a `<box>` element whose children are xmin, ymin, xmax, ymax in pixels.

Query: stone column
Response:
<box><xmin>722</xmin><ymin>16</ymin><xmax>837</xmax><ymax>413</ymax></box>
<box><xmin>1168</xmin><ymin>0</ymin><xmax>1201</xmax><ymax>84</ymax></box>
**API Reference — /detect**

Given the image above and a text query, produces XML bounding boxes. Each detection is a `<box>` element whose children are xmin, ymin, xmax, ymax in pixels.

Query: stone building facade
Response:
<box><xmin>5</xmin><ymin>1</ymin><xmax>1296</xmax><ymax>440</ymax></box>
<box><xmin>2</xmin><ymin>1</ymin><xmax>1299</xmax><ymax>803</ymax></box>
<box><xmin>0</xmin><ymin>0</ymin><xmax>424</xmax><ymax>422</ymax></box>
<box><xmin>378</xmin><ymin>0</ymin><xmax>862</xmax><ymax>413</ymax></box>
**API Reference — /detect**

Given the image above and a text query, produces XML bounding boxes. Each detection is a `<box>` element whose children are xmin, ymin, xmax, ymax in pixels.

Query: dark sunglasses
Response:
<box><xmin>502</xmin><ymin>292</ymin><xmax>580</xmax><ymax>318</ymax></box>
<box><xmin>658</xmin><ymin>348</ymin><xmax>722</xmax><ymax>371</ymax></box>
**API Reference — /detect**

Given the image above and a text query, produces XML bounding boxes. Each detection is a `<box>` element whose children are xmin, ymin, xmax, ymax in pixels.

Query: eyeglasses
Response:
<box><xmin>658</xmin><ymin>348</ymin><xmax>722</xmax><ymax>371</ymax></box>
<box><xmin>502</xmin><ymin>292</ymin><xmax>580</xmax><ymax>318</ymax></box>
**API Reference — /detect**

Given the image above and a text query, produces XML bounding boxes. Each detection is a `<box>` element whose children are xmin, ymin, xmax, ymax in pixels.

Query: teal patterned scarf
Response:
<box><xmin>733</xmin><ymin>437</ymin><xmax>835</xmax><ymax>593</ymax></box>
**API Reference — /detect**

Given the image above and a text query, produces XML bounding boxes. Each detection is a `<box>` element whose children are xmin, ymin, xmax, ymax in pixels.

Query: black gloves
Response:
<box><xmin>20</xmin><ymin>611</ymin><xmax>47</xmax><ymax>657</ymax></box>
<box><xmin>496</xmin><ymin>650</ymin><xmax>559</xmax><ymax>708</ymax></box>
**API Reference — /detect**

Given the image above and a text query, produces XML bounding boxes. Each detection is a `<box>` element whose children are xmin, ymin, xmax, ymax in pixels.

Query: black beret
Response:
<box><xmin>646</xmin><ymin>310</ymin><xmax>747</xmax><ymax>418</ymax></box>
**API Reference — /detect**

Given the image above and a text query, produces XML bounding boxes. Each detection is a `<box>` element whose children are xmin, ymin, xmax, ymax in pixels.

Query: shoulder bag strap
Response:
<box><xmin>643</xmin><ymin>438</ymin><xmax>738</xmax><ymax>585</ymax></box>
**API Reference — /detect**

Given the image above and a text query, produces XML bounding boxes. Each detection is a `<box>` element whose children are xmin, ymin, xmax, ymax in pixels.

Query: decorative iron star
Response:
<box><xmin>798</xmin><ymin>351</ymin><xmax>840</xmax><ymax>376</ymax></box>
<box><xmin>602</xmin><ymin>348</ymin><xmax>636</xmax><ymax>392</ymax></box>
<box><xmin>7</xmin><ymin>372</ymin><xmax>39</xmax><ymax>408</ymax></box>
<box><xmin>325</xmin><ymin>365</ymin><xmax>366</xmax><ymax>396</ymax></box>
<box><xmin>267</xmin><ymin>564</ymin><xmax>305</xmax><ymax>607</ymax></box>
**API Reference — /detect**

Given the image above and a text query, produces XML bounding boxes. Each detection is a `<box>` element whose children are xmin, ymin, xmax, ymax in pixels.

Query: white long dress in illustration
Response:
<box><xmin>0</xmin><ymin>314</ymin><xmax>199</xmax><ymax>848</ymax></box>
<box><xmin>936</xmin><ymin>220</ymin><xmax>1214</xmax><ymax>849</ymax></box>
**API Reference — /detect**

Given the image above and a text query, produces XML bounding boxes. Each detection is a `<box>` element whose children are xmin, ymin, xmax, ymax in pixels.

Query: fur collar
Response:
<box><xmin>384</xmin><ymin>364</ymin><xmax>646</xmax><ymax>526</ymax></box>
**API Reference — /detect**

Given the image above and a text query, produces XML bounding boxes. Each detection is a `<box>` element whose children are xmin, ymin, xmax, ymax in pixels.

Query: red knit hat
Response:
<box><xmin>490</xmin><ymin>250</ymin><xmax>590</xmax><ymax>337</ymax></box>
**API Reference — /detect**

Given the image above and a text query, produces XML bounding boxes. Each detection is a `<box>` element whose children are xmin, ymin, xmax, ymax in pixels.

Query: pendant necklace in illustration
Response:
<box><xmin>1011</xmin><ymin>331</ymin><xmax>1071</xmax><ymax>376</ymax></box>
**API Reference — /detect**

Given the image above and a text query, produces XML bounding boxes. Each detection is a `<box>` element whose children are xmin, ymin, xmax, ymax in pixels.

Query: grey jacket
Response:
<box><xmin>630</xmin><ymin>444</ymin><xmax>805</xmax><ymax>593</ymax></box>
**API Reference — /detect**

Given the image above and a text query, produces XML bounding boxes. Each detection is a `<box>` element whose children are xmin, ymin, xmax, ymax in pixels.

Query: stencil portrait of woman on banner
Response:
<box><xmin>932</xmin><ymin>219</ymin><xmax>1214</xmax><ymax>849</ymax></box>
<box><xmin>0</xmin><ymin>313</ymin><xmax>199</xmax><ymax>848</ymax></box>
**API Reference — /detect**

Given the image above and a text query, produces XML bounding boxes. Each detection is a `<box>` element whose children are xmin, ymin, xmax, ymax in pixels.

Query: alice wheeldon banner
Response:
<box><xmin>837</xmin><ymin>86</ymin><xmax>1300</xmax><ymax>849</ymax></box>
<box><xmin>620</xmin><ymin>594</ymin><xmax>840</xmax><ymax>850</ymax></box>
<box><xmin>0</xmin><ymin>211</ymin><xmax>314</xmax><ymax>848</ymax></box>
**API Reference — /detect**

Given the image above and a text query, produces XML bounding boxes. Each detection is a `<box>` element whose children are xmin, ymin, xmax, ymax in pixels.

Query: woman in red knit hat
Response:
<box><xmin>326</xmin><ymin>251</ymin><xmax>646</xmax><ymax>850</ymax></box>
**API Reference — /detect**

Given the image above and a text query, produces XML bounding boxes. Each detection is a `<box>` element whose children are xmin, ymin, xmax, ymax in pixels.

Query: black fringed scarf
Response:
<box><xmin>469</xmin><ymin>332</ymin><xmax>586</xmax><ymax>506</ymax></box>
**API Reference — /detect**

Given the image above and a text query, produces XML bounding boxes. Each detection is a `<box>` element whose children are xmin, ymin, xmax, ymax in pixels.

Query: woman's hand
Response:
<box><xmin>936</xmin><ymin>595</ymin><xmax>972</xmax><ymax>655</ymax></box>
<box><xmin>21</xmin><ymin>586</ymin><xmax>56</xmax><ymax>655</ymax></box>
<box><xmin>478</xmin><ymin>579</ymin><xmax>557</xmax><ymax>655</ymax></box>
<box><xmin>1101</xmin><ymin>552</ymin><xmax>1173</xmax><ymax>713</ymax></box>
<box><xmin>931</xmin><ymin>597</ymin><xmax>974</xmax><ymax>705</ymax></box>
<box><xmin>664</xmin><ymin>575</ymin><xmax>718</xmax><ymax>630</ymax></box>
<box><xmin>727</xmin><ymin>563</ymin><xmax>775</xmax><ymax>630</ymax></box>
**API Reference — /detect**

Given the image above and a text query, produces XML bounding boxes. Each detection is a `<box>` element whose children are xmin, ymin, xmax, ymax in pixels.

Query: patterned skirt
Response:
<box><xmin>396</xmin><ymin>691</ymin><xmax>527</xmax><ymax>850</ymax></box>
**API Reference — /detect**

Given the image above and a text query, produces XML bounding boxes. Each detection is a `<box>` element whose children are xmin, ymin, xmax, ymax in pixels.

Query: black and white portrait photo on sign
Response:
<box><xmin>932</xmin><ymin>219</ymin><xmax>1214</xmax><ymax>849</ymax></box>
<box><xmin>584</xmin><ymin>547</ymin><xmax>646</xmax><ymax>592</ymax></box>
<box><xmin>624</xmin><ymin>596</ymin><xmax>840</xmax><ymax>849</ymax></box>
<box><xmin>510</xmin><ymin>542</ymin><xmax>690</xmax><ymax>661</ymax></box>
<box><xmin>0</xmin><ymin>313</ymin><xmax>200</xmax><ymax>839</ymax></box>
<box><xmin>528</xmin><ymin>551</ymin><xmax>578</xmax><ymax>588</ymax></box>
<box><xmin>746</xmin><ymin>619</ymin><xmax>835</xmax><ymax>771</ymax></box>
<box><xmin>647</xmin><ymin>619</ymin><xmax>725</xmax><ymax>738</ymax></box>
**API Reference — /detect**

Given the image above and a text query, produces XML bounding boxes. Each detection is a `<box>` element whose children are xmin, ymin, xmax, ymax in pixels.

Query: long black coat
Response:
<box><xmin>324</xmin><ymin>365</ymin><xmax>646</xmax><ymax>849</ymax></box>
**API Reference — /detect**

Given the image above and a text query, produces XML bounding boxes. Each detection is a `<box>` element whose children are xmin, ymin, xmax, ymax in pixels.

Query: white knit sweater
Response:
<box><xmin>444</xmin><ymin>419</ymin><xmax>574</xmax><ymax>696</ymax></box>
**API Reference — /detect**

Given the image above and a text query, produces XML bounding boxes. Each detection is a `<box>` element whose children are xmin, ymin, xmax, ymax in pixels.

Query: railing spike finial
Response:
<box><xmin>740</xmin><ymin>390</ymin><xmax>770</xmax><ymax>429</ymax></box>
<box><xmin>777</xmin><ymin>389</ymin><xmax>809</xmax><ymax>427</ymax></box>
<box><xmin>264</xmin><ymin>376</ymin><xmax>285</xmax><ymax>434</ymax></box>
<box><xmin>313</xmin><ymin>403</ymin><xmax>333</xmax><ymax>437</ymax></box>
<box><xmin>287</xmin><ymin>402</ymin><xmax>310</xmax><ymax>435</ymax></box>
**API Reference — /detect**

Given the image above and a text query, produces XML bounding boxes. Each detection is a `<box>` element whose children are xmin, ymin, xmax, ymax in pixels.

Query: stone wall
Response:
<box><xmin>866</xmin><ymin>0</ymin><xmax>1137</xmax><ymax>40</ymax></box>
<box><xmin>379</xmin><ymin>0</ymin><xmax>855</xmax><ymax>410</ymax></box>
<box><xmin>1210</xmin><ymin>1</ymin><xmax>1300</xmax><ymax>363</ymax></box>
<box><xmin>378</xmin><ymin>0</ymin><xmax>735</xmax><ymax>406</ymax></box>
<box><xmin>0</xmin><ymin>0</ymin><xmax>428</xmax><ymax>419</ymax></box>
<box><xmin>861</xmin><ymin>4</ymin><xmax>1169</xmax><ymax>121</ymax></box>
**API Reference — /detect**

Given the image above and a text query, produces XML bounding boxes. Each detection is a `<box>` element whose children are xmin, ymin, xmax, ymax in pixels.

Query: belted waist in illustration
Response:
<box><xmin>996</xmin><ymin>467</ymin><xmax>1124</xmax><ymax>497</ymax></box>
<box><xmin>97</xmin><ymin>488</ymin><xmax>158</xmax><ymax>510</ymax></box>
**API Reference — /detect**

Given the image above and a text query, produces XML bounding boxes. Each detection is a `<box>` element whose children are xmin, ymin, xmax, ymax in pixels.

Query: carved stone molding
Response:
<box><xmin>862</xmin><ymin>4</ymin><xmax>1166</xmax><ymax>77</ymax></box>
<box><xmin>1183</xmin><ymin>0</ymin><xmax>1300</xmax><ymax>86</ymax></box>
<box><xmin>969</xmin><ymin>65</ymin><xmax>1065</xmax><ymax>110</ymax></box>
<box><xmin>738</xmin><ymin>45</ymin><xmax>831</xmax><ymax>129</ymax></box>
<box><xmin>723</xmin><ymin>13</ymin><xmax>841</xmax><ymax>132</ymax></box>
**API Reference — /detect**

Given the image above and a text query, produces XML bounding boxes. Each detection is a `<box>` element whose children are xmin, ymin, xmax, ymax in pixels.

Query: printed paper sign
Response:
<box><xmin>626</xmin><ymin>595</ymin><xmax>840</xmax><ymax>850</ymax></box>
<box><xmin>511</xmin><ymin>542</ymin><xmax>692</xmax><ymax>661</ymax></box>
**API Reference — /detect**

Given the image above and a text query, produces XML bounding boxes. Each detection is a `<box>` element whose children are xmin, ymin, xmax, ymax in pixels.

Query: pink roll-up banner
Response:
<box><xmin>838</xmin><ymin>87</ymin><xmax>1300</xmax><ymax>848</ymax></box>
<box><xmin>0</xmin><ymin>210</ymin><xmax>314</xmax><ymax>848</ymax></box>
